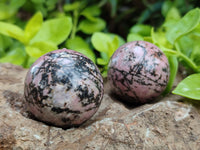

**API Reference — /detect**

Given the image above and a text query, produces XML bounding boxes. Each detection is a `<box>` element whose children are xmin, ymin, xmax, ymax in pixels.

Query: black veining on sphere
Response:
<box><xmin>124</xmin><ymin>51</ymin><xmax>136</xmax><ymax>62</ymax></box>
<box><xmin>108</xmin><ymin>42</ymin><xmax>169</xmax><ymax>103</ymax></box>
<box><xmin>61</xmin><ymin>117</ymin><xmax>73</xmax><ymax>123</ymax></box>
<box><xmin>162</xmin><ymin>67</ymin><xmax>168</xmax><ymax>73</ymax></box>
<box><xmin>25</xmin><ymin>51</ymin><xmax>103</xmax><ymax>115</ymax></box>
<box><xmin>74</xmin><ymin>84</ymin><xmax>101</xmax><ymax>108</ymax></box>
<box><xmin>51</xmin><ymin>107</ymin><xmax>81</xmax><ymax>114</ymax></box>
<box><xmin>60</xmin><ymin>114</ymin><xmax>80</xmax><ymax>127</ymax></box>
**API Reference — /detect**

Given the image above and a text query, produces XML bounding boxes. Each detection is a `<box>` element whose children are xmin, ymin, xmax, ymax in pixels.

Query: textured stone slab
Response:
<box><xmin>0</xmin><ymin>63</ymin><xmax>200</xmax><ymax>150</ymax></box>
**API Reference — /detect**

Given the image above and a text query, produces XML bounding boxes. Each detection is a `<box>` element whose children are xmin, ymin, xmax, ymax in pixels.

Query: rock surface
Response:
<box><xmin>0</xmin><ymin>63</ymin><xmax>200</xmax><ymax>150</ymax></box>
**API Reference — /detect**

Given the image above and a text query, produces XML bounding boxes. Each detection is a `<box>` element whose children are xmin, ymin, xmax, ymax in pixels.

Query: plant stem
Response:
<box><xmin>178</xmin><ymin>52</ymin><xmax>200</xmax><ymax>73</ymax></box>
<box><xmin>174</xmin><ymin>41</ymin><xmax>200</xmax><ymax>72</ymax></box>
<box><xmin>70</xmin><ymin>10</ymin><xmax>79</xmax><ymax>39</ymax></box>
<box><xmin>163</xmin><ymin>49</ymin><xmax>178</xmax><ymax>55</ymax></box>
<box><xmin>175</xmin><ymin>42</ymin><xmax>181</xmax><ymax>52</ymax></box>
<box><xmin>163</xmin><ymin>48</ymin><xmax>199</xmax><ymax>73</ymax></box>
<box><xmin>174</xmin><ymin>41</ymin><xmax>199</xmax><ymax>72</ymax></box>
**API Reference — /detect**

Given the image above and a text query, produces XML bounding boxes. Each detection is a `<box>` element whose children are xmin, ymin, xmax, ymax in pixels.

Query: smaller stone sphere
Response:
<box><xmin>107</xmin><ymin>41</ymin><xmax>170</xmax><ymax>104</ymax></box>
<box><xmin>24</xmin><ymin>48</ymin><xmax>104</xmax><ymax>128</ymax></box>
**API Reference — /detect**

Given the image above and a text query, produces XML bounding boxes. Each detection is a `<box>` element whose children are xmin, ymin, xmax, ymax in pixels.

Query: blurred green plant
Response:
<box><xmin>91</xmin><ymin>32</ymin><xmax>125</xmax><ymax>76</ymax></box>
<box><xmin>63</xmin><ymin>1</ymin><xmax>106</xmax><ymax>62</ymax></box>
<box><xmin>0</xmin><ymin>12</ymin><xmax>72</xmax><ymax>67</ymax></box>
<box><xmin>66</xmin><ymin>36</ymin><xmax>95</xmax><ymax>62</ymax></box>
<box><xmin>0</xmin><ymin>0</ymin><xmax>109</xmax><ymax>68</ymax></box>
<box><xmin>22</xmin><ymin>0</ymin><xmax>59</xmax><ymax>17</ymax></box>
<box><xmin>0</xmin><ymin>0</ymin><xmax>25</xmax><ymax>20</ymax></box>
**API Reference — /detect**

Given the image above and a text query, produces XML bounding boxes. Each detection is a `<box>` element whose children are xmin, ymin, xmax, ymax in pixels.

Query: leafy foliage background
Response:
<box><xmin>0</xmin><ymin>0</ymin><xmax>200</xmax><ymax>100</ymax></box>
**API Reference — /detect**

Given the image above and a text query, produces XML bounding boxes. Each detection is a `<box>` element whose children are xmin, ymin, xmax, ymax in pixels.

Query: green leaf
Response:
<box><xmin>31</xmin><ymin>17</ymin><xmax>72</xmax><ymax>45</ymax></box>
<box><xmin>166</xmin><ymin>8</ymin><xmax>200</xmax><ymax>44</ymax></box>
<box><xmin>0</xmin><ymin>47</ymin><xmax>26</xmax><ymax>66</ymax></box>
<box><xmin>46</xmin><ymin>0</ymin><xmax>58</xmax><ymax>10</ymax></box>
<box><xmin>26</xmin><ymin>56</ymin><xmax>38</xmax><ymax>68</ymax></box>
<box><xmin>191</xmin><ymin>24</ymin><xmax>200</xmax><ymax>36</ymax></box>
<box><xmin>107</xmin><ymin>33</ymin><xmax>125</xmax><ymax>46</ymax></box>
<box><xmin>25</xmin><ymin>12</ymin><xmax>43</xmax><ymax>41</ymax></box>
<box><xmin>172</xmin><ymin>73</ymin><xmax>200</xmax><ymax>100</ymax></box>
<box><xmin>63</xmin><ymin>2</ymin><xmax>80</xmax><ymax>12</ymax></box>
<box><xmin>177</xmin><ymin>35</ymin><xmax>193</xmax><ymax>57</ymax></box>
<box><xmin>78</xmin><ymin>18</ymin><xmax>106</xmax><ymax>34</ymax></box>
<box><xmin>0</xmin><ymin>22</ymin><xmax>25</xmax><ymax>43</ymax></box>
<box><xmin>66</xmin><ymin>36</ymin><xmax>95</xmax><ymax>62</ymax></box>
<box><xmin>10</xmin><ymin>0</ymin><xmax>26</xmax><ymax>9</ymax></box>
<box><xmin>100</xmin><ymin>52</ymin><xmax>109</xmax><ymax>62</ymax></box>
<box><xmin>31</xmin><ymin>0</ymin><xmax>45</xmax><ymax>4</ymax></box>
<box><xmin>0</xmin><ymin>4</ymin><xmax>15</xmax><ymax>20</ymax></box>
<box><xmin>151</xmin><ymin>28</ymin><xmax>173</xmax><ymax>49</ymax></box>
<box><xmin>109</xmin><ymin>0</ymin><xmax>117</xmax><ymax>17</ymax></box>
<box><xmin>80</xmin><ymin>13</ymin><xmax>97</xmax><ymax>22</ymax></box>
<box><xmin>165</xmin><ymin>7</ymin><xmax>181</xmax><ymax>22</ymax></box>
<box><xmin>127</xmin><ymin>33</ymin><xmax>144</xmax><ymax>42</ymax></box>
<box><xmin>137</xmin><ymin>2</ymin><xmax>163</xmax><ymax>24</ymax></box>
<box><xmin>81</xmin><ymin>5</ymin><xmax>101</xmax><ymax>17</ymax></box>
<box><xmin>0</xmin><ymin>0</ymin><xmax>25</xmax><ymax>20</ymax></box>
<box><xmin>97</xmin><ymin>58</ymin><xmax>108</xmax><ymax>65</ymax></box>
<box><xmin>176</xmin><ymin>31</ymin><xmax>200</xmax><ymax>68</ymax></box>
<box><xmin>91</xmin><ymin>32</ymin><xmax>119</xmax><ymax>59</ymax></box>
<box><xmin>0</xmin><ymin>35</ymin><xmax>13</xmax><ymax>56</ymax></box>
<box><xmin>190</xmin><ymin>45</ymin><xmax>200</xmax><ymax>66</ymax></box>
<box><xmin>129</xmin><ymin>24</ymin><xmax>152</xmax><ymax>36</ymax></box>
<box><xmin>162</xmin><ymin>7</ymin><xmax>181</xmax><ymax>32</ymax></box>
<box><xmin>185</xmin><ymin>30</ymin><xmax>200</xmax><ymax>66</ymax></box>
<box><xmin>91</xmin><ymin>32</ymin><xmax>112</xmax><ymax>53</ymax></box>
<box><xmin>26</xmin><ymin>41</ymin><xmax>57</xmax><ymax>58</ymax></box>
<box><xmin>108</xmin><ymin>35</ymin><xmax>119</xmax><ymax>56</ymax></box>
<box><xmin>163</xmin><ymin>56</ymin><xmax>178</xmax><ymax>95</ymax></box>
<box><xmin>101</xmin><ymin>70</ymin><xmax>108</xmax><ymax>78</ymax></box>
<box><xmin>143</xmin><ymin>36</ymin><xmax>153</xmax><ymax>43</ymax></box>
<box><xmin>161</xmin><ymin>0</ymin><xmax>173</xmax><ymax>17</ymax></box>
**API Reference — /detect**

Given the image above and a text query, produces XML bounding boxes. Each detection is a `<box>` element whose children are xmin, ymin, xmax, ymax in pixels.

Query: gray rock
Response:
<box><xmin>0</xmin><ymin>63</ymin><xmax>200</xmax><ymax>150</ymax></box>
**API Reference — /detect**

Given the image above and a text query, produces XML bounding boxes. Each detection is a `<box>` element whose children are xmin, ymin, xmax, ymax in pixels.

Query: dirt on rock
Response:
<box><xmin>0</xmin><ymin>63</ymin><xmax>200</xmax><ymax>150</ymax></box>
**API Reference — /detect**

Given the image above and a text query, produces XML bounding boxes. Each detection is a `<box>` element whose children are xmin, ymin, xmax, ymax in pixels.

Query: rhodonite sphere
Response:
<box><xmin>24</xmin><ymin>48</ymin><xmax>104</xmax><ymax>128</ymax></box>
<box><xmin>108</xmin><ymin>41</ymin><xmax>169</xmax><ymax>104</ymax></box>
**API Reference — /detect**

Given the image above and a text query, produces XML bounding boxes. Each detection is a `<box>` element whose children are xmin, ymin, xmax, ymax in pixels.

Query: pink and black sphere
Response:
<box><xmin>24</xmin><ymin>48</ymin><xmax>104</xmax><ymax>128</ymax></box>
<box><xmin>107</xmin><ymin>41</ymin><xmax>170</xmax><ymax>104</ymax></box>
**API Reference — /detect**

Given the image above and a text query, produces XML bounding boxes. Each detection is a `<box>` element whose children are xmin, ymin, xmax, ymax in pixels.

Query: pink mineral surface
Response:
<box><xmin>24</xmin><ymin>48</ymin><xmax>104</xmax><ymax>128</ymax></box>
<box><xmin>108</xmin><ymin>41</ymin><xmax>170</xmax><ymax>104</ymax></box>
